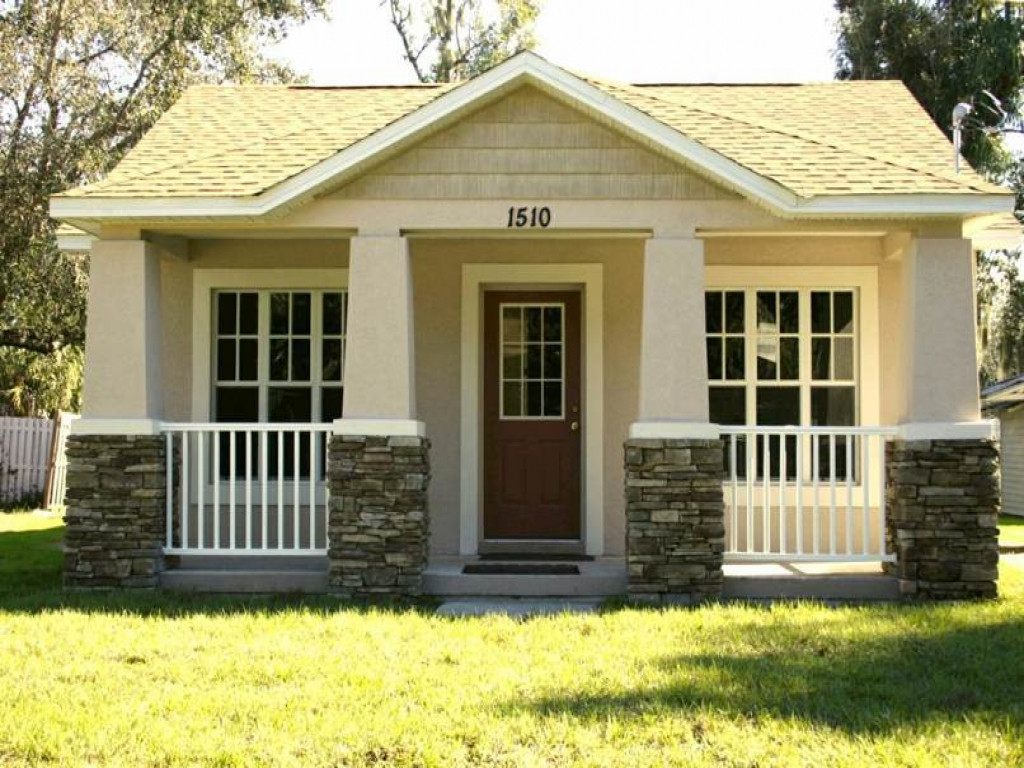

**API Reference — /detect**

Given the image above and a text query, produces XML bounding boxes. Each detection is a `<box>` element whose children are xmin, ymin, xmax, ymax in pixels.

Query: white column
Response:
<box><xmin>630</xmin><ymin>236</ymin><xmax>716</xmax><ymax>439</ymax></box>
<box><xmin>897</xmin><ymin>236</ymin><xmax>993</xmax><ymax>440</ymax></box>
<box><xmin>335</xmin><ymin>234</ymin><xmax>423</xmax><ymax>436</ymax></box>
<box><xmin>76</xmin><ymin>239</ymin><xmax>163</xmax><ymax>434</ymax></box>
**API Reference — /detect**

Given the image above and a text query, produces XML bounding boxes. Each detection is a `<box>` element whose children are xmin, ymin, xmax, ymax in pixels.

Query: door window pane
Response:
<box><xmin>706</xmin><ymin>337</ymin><xmax>723</xmax><ymax>380</ymax></box>
<box><xmin>779</xmin><ymin>291</ymin><xmax>799</xmax><ymax>333</ymax></box>
<box><xmin>705</xmin><ymin>292</ymin><xmax>723</xmax><ymax>333</ymax></box>
<box><xmin>811</xmin><ymin>387</ymin><xmax>855</xmax><ymax>426</ymax></box>
<box><xmin>833</xmin><ymin>292</ymin><xmax>854</xmax><ymax>334</ymax></box>
<box><xmin>725</xmin><ymin>339</ymin><xmax>745</xmax><ymax>380</ymax></box>
<box><xmin>239</xmin><ymin>293</ymin><xmax>258</xmax><ymax>335</ymax></box>
<box><xmin>811</xmin><ymin>292</ymin><xmax>831</xmax><ymax>333</ymax></box>
<box><xmin>725</xmin><ymin>292</ymin><xmax>745</xmax><ymax>333</ymax></box>
<box><xmin>217</xmin><ymin>340</ymin><xmax>236</xmax><ymax>381</ymax></box>
<box><xmin>500</xmin><ymin>302</ymin><xmax>564</xmax><ymax>419</ymax></box>
<box><xmin>292</xmin><ymin>293</ymin><xmax>311</xmax><ymax>335</ymax></box>
<box><xmin>215</xmin><ymin>387</ymin><xmax>259</xmax><ymax>422</ymax></box>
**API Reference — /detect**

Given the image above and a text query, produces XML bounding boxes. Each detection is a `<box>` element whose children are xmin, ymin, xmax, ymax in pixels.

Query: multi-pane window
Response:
<box><xmin>500</xmin><ymin>303</ymin><xmax>564</xmax><ymax>419</ymax></box>
<box><xmin>706</xmin><ymin>288</ymin><xmax>858</xmax><ymax>478</ymax></box>
<box><xmin>214</xmin><ymin>289</ymin><xmax>347</xmax><ymax>425</ymax></box>
<box><xmin>214</xmin><ymin>289</ymin><xmax>347</xmax><ymax>477</ymax></box>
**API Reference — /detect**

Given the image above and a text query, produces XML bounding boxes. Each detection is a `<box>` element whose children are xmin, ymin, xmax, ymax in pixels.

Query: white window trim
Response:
<box><xmin>460</xmin><ymin>263</ymin><xmax>604</xmax><ymax>556</ymax></box>
<box><xmin>192</xmin><ymin>269</ymin><xmax>350</xmax><ymax>421</ymax></box>
<box><xmin>705</xmin><ymin>265</ymin><xmax>880</xmax><ymax>429</ymax></box>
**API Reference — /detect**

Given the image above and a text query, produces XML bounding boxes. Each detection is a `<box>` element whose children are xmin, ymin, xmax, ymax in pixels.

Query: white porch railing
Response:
<box><xmin>163</xmin><ymin>423</ymin><xmax>333</xmax><ymax>555</ymax></box>
<box><xmin>719</xmin><ymin>426</ymin><xmax>898</xmax><ymax>562</ymax></box>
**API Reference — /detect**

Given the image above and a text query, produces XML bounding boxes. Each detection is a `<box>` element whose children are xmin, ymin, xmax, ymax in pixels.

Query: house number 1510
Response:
<box><xmin>506</xmin><ymin>206</ymin><xmax>552</xmax><ymax>228</ymax></box>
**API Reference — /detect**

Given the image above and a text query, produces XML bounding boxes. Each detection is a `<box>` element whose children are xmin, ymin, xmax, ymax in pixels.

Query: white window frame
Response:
<box><xmin>213</xmin><ymin>289</ymin><xmax>346</xmax><ymax>424</ymax></box>
<box><xmin>704</xmin><ymin>266</ymin><xmax>880</xmax><ymax>430</ymax></box>
<box><xmin>191</xmin><ymin>269</ymin><xmax>349</xmax><ymax>422</ymax></box>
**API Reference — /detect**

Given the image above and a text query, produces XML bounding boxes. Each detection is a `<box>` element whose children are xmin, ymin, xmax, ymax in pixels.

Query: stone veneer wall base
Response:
<box><xmin>625</xmin><ymin>438</ymin><xmax>725</xmax><ymax>605</ymax></box>
<box><xmin>63</xmin><ymin>434</ymin><xmax>167</xmax><ymax>589</ymax></box>
<box><xmin>886</xmin><ymin>438</ymin><xmax>1000</xmax><ymax>600</ymax></box>
<box><xmin>327</xmin><ymin>434</ymin><xmax>430</xmax><ymax>598</ymax></box>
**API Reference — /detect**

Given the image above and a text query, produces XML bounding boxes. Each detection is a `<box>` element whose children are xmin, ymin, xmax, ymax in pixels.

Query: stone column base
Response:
<box><xmin>886</xmin><ymin>439</ymin><xmax>1000</xmax><ymax>600</ymax></box>
<box><xmin>63</xmin><ymin>434</ymin><xmax>167</xmax><ymax>589</ymax></box>
<box><xmin>327</xmin><ymin>435</ymin><xmax>430</xmax><ymax>598</ymax></box>
<box><xmin>625</xmin><ymin>438</ymin><xmax>725</xmax><ymax>605</ymax></box>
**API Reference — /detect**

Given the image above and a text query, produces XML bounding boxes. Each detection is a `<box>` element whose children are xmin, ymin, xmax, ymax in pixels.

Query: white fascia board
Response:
<box><xmin>56</xmin><ymin>233</ymin><xmax>95</xmax><ymax>252</ymax></box>
<box><xmin>46</xmin><ymin>51</ymin><xmax>1017</xmax><ymax>223</ymax></box>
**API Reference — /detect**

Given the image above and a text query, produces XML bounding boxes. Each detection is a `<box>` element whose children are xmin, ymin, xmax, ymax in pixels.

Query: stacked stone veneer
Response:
<box><xmin>327</xmin><ymin>435</ymin><xmax>430</xmax><ymax>598</ymax></box>
<box><xmin>886</xmin><ymin>439</ymin><xmax>1000</xmax><ymax>600</ymax></box>
<box><xmin>63</xmin><ymin>435</ymin><xmax>167</xmax><ymax>588</ymax></box>
<box><xmin>625</xmin><ymin>438</ymin><xmax>725</xmax><ymax>604</ymax></box>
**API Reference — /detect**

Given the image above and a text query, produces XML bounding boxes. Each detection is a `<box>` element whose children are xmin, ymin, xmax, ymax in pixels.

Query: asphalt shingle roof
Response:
<box><xmin>55</xmin><ymin>71</ymin><xmax>1004</xmax><ymax>201</ymax></box>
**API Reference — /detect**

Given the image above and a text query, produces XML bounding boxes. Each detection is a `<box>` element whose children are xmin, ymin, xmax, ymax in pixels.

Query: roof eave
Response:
<box><xmin>48</xmin><ymin>51</ymin><xmax>1016</xmax><ymax>225</ymax></box>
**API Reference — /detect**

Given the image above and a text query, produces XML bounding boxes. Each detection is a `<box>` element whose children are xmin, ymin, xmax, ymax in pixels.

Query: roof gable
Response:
<box><xmin>50</xmin><ymin>52</ymin><xmax>1014</xmax><ymax>222</ymax></box>
<box><xmin>326</xmin><ymin>85</ymin><xmax>739</xmax><ymax>201</ymax></box>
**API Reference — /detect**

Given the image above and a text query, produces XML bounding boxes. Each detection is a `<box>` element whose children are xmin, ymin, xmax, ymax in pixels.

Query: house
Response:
<box><xmin>983</xmin><ymin>374</ymin><xmax>1024</xmax><ymax>517</ymax></box>
<box><xmin>51</xmin><ymin>52</ymin><xmax>1011</xmax><ymax>601</ymax></box>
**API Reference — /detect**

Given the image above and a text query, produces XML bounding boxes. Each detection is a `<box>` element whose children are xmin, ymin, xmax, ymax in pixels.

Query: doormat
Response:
<box><xmin>478</xmin><ymin>553</ymin><xmax>594</xmax><ymax>562</ymax></box>
<box><xmin>463</xmin><ymin>563</ymin><xmax>581</xmax><ymax>576</ymax></box>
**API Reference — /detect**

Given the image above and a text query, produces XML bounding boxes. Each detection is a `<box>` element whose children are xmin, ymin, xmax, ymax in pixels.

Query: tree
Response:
<box><xmin>0</xmin><ymin>0</ymin><xmax>327</xmax><ymax>415</ymax></box>
<box><xmin>835</xmin><ymin>0</ymin><xmax>1024</xmax><ymax>386</ymax></box>
<box><xmin>384</xmin><ymin>0</ymin><xmax>540</xmax><ymax>83</ymax></box>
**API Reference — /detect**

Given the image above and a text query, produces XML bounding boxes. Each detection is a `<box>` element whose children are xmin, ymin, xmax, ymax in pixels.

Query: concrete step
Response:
<box><xmin>723</xmin><ymin>573</ymin><xmax>900</xmax><ymax>601</ymax></box>
<box><xmin>423</xmin><ymin>557</ymin><xmax>627</xmax><ymax>597</ymax></box>
<box><xmin>167</xmin><ymin>554</ymin><xmax>327</xmax><ymax>572</ymax></box>
<box><xmin>160</xmin><ymin>568</ymin><xmax>328</xmax><ymax>594</ymax></box>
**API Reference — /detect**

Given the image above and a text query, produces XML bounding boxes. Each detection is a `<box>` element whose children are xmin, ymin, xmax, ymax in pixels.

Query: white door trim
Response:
<box><xmin>460</xmin><ymin>263</ymin><xmax>604</xmax><ymax>555</ymax></box>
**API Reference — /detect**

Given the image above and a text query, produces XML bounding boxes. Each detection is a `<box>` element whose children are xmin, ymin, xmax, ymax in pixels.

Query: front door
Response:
<box><xmin>483</xmin><ymin>290</ymin><xmax>582</xmax><ymax>539</ymax></box>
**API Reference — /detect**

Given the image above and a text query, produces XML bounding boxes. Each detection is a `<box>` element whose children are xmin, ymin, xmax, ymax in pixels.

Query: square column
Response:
<box><xmin>634</xmin><ymin>236</ymin><xmax>711</xmax><ymax>431</ymax></box>
<box><xmin>338</xmin><ymin>234</ymin><xmax>419</xmax><ymax>431</ymax></box>
<box><xmin>81</xmin><ymin>239</ymin><xmax>163</xmax><ymax>427</ymax></box>
<box><xmin>884</xmin><ymin>236</ymin><xmax>999</xmax><ymax>599</ymax></box>
<box><xmin>64</xmin><ymin>239</ymin><xmax>167</xmax><ymax>589</ymax></box>
<box><xmin>626</xmin><ymin>236</ymin><xmax>723</xmax><ymax>603</ymax></box>
<box><xmin>329</xmin><ymin>233</ymin><xmax>430</xmax><ymax>597</ymax></box>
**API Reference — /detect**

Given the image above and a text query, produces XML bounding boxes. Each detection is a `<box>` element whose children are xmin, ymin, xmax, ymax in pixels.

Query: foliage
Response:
<box><xmin>384</xmin><ymin>0</ymin><xmax>540</xmax><ymax>83</ymax></box>
<box><xmin>0</xmin><ymin>0</ymin><xmax>327</xmax><ymax>415</ymax></box>
<box><xmin>835</xmin><ymin>0</ymin><xmax>1024</xmax><ymax>386</ymax></box>
<box><xmin>2</xmin><ymin>515</ymin><xmax>1024</xmax><ymax>765</ymax></box>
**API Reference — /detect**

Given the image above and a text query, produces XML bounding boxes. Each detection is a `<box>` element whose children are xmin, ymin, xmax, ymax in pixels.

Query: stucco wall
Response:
<box><xmin>411</xmin><ymin>238</ymin><xmax>643</xmax><ymax>556</ymax></box>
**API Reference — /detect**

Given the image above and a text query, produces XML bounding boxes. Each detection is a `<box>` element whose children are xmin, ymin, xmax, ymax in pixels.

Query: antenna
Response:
<box><xmin>952</xmin><ymin>102</ymin><xmax>973</xmax><ymax>173</ymax></box>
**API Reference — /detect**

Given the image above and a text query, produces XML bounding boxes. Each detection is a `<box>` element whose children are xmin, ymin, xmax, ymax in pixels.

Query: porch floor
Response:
<box><xmin>158</xmin><ymin>555</ymin><xmax>899</xmax><ymax>601</ymax></box>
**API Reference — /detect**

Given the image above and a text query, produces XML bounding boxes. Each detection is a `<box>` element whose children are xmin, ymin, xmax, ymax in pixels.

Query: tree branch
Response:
<box><xmin>0</xmin><ymin>328</ymin><xmax>80</xmax><ymax>355</ymax></box>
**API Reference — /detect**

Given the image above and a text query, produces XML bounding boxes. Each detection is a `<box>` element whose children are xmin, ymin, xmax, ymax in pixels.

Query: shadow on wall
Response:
<box><xmin>504</xmin><ymin>612</ymin><xmax>1024</xmax><ymax>736</ymax></box>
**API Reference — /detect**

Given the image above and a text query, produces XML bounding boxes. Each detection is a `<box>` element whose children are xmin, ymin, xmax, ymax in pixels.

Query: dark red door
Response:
<box><xmin>483</xmin><ymin>291</ymin><xmax>582</xmax><ymax>539</ymax></box>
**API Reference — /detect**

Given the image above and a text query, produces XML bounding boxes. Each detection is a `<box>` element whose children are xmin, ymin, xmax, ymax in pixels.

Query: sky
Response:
<box><xmin>270</xmin><ymin>0</ymin><xmax>842</xmax><ymax>86</ymax></box>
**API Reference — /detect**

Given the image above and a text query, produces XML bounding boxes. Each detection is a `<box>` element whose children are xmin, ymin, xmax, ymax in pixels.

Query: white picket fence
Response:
<box><xmin>0</xmin><ymin>412</ymin><xmax>78</xmax><ymax>507</ymax></box>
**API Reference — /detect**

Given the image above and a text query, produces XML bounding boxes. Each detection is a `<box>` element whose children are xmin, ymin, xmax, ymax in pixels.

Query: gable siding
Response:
<box><xmin>327</xmin><ymin>87</ymin><xmax>737</xmax><ymax>201</ymax></box>
<box><xmin>1001</xmin><ymin>408</ymin><xmax>1024</xmax><ymax>516</ymax></box>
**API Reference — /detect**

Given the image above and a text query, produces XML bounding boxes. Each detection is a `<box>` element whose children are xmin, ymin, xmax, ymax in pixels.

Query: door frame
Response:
<box><xmin>460</xmin><ymin>263</ymin><xmax>604</xmax><ymax>556</ymax></box>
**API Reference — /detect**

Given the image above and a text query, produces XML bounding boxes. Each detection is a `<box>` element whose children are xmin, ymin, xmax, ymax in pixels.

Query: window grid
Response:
<box><xmin>705</xmin><ymin>287</ymin><xmax>859</xmax><ymax>428</ymax></box>
<box><xmin>499</xmin><ymin>302</ymin><xmax>565</xmax><ymax>420</ymax></box>
<box><xmin>213</xmin><ymin>289</ymin><xmax>347</xmax><ymax>424</ymax></box>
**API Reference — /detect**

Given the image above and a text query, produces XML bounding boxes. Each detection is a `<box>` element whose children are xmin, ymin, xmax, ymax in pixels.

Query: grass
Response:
<box><xmin>1</xmin><ymin>513</ymin><xmax>1023</xmax><ymax>766</ymax></box>
<box><xmin>1000</xmin><ymin>514</ymin><xmax>1024</xmax><ymax>548</ymax></box>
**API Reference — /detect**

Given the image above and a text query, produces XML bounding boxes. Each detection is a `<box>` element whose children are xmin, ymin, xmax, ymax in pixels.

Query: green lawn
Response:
<box><xmin>1000</xmin><ymin>514</ymin><xmax>1024</xmax><ymax>548</ymax></box>
<box><xmin>1</xmin><ymin>513</ymin><xmax>1023</xmax><ymax>767</ymax></box>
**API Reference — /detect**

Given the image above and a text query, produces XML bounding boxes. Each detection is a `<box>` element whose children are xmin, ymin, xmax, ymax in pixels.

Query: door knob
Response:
<box><xmin>570</xmin><ymin>420</ymin><xmax>579</xmax><ymax>432</ymax></box>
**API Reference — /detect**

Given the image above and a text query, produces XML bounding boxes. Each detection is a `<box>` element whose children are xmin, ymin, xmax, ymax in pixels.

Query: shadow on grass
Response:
<box><xmin>508</xmin><ymin>612</ymin><xmax>1024</xmax><ymax>736</ymax></box>
<box><xmin>0</xmin><ymin>524</ymin><xmax>436</xmax><ymax>618</ymax></box>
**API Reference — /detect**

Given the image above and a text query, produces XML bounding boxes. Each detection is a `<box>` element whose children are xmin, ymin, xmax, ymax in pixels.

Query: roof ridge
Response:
<box><xmin>604</xmin><ymin>79</ymin><xmax>997</xmax><ymax>194</ymax></box>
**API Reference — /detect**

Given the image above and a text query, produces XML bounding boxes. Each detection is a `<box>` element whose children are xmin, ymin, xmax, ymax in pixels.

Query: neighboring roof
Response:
<box><xmin>982</xmin><ymin>373</ymin><xmax>1024</xmax><ymax>413</ymax></box>
<box><xmin>50</xmin><ymin>52</ymin><xmax>1014</xmax><ymax>221</ymax></box>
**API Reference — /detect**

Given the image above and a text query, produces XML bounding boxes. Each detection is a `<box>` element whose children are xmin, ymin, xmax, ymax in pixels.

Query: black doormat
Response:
<box><xmin>463</xmin><ymin>563</ymin><xmax>581</xmax><ymax>575</ymax></box>
<box><xmin>478</xmin><ymin>553</ymin><xmax>594</xmax><ymax>562</ymax></box>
